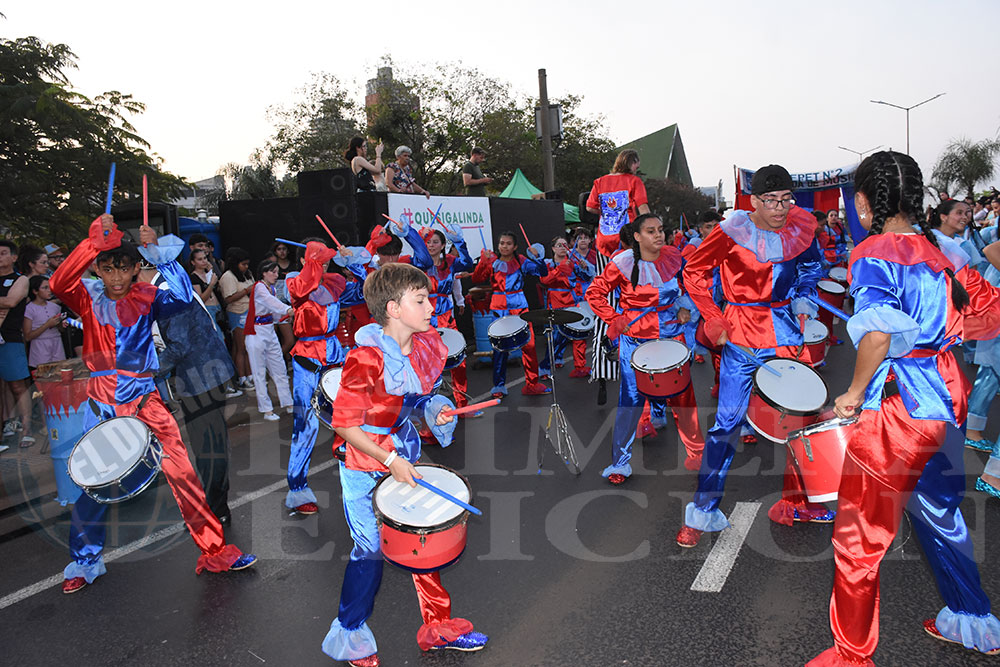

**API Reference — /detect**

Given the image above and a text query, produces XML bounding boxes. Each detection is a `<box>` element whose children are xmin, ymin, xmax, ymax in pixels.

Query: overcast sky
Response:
<box><xmin>6</xmin><ymin>1</ymin><xmax>1000</xmax><ymax>201</ymax></box>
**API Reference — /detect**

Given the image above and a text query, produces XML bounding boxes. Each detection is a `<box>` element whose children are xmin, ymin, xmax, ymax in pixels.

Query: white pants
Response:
<box><xmin>245</xmin><ymin>325</ymin><xmax>292</xmax><ymax>414</ymax></box>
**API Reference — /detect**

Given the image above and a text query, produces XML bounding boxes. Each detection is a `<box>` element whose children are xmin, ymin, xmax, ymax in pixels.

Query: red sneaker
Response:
<box><xmin>569</xmin><ymin>367</ymin><xmax>591</xmax><ymax>378</ymax></box>
<box><xmin>521</xmin><ymin>383</ymin><xmax>552</xmax><ymax>396</ymax></box>
<box><xmin>676</xmin><ymin>526</ymin><xmax>703</xmax><ymax>548</ymax></box>
<box><xmin>62</xmin><ymin>577</ymin><xmax>87</xmax><ymax>594</ymax></box>
<box><xmin>607</xmin><ymin>473</ymin><xmax>627</xmax><ymax>485</ymax></box>
<box><xmin>710</xmin><ymin>384</ymin><xmax>719</xmax><ymax>398</ymax></box>
<box><xmin>348</xmin><ymin>654</ymin><xmax>382</xmax><ymax>667</ymax></box>
<box><xmin>491</xmin><ymin>392</ymin><xmax>504</xmax><ymax>400</ymax></box>
<box><xmin>694</xmin><ymin>354</ymin><xmax>705</xmax><ymax>364</ymax></box>
<box><xmin>295</xmin><ymin>502</ymin><xmax>319</xmax><ymax>515</ymax></box>
<box><xmin>923</xmin><ymin>618</ymin><xmax>1000</xmax><ymax>654</ymax></box>
<box><xmin>741</xmin><ymin>434</ymin><xmax>757</xmax><ymax>445</ymax></box>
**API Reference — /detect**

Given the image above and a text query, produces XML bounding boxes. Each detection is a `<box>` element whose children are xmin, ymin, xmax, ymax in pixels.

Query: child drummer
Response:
<box><xmin>322</xmin><ymin>263</ymin><xmax>488</xmax><ymax>666</ymax></box>
<box><xmin>49</xmin><ymin>214</ymin><xmax>255</xmax><ymax>594</ymax></box>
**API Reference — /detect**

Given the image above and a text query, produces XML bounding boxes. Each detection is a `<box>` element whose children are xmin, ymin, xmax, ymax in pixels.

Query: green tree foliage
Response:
<box><xmin>931</xmin><ymin>137</ymin><xmax>1000</xmax><ymax>198</ymax></box>
<box><xmin>0</xmin><ymin>36</ymin><xmax>186</xmax><ymax>242</ymax></box>
<box><xmin>643</xmin><ymin>179</ymin><xmax>716</xmax><ymax>233</ymax></box>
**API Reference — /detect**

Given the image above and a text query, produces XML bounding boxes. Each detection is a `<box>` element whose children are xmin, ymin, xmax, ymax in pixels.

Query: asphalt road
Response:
<box><xmin>1</xmin><ymin>323</ymin><xmax>998</xmax><ymax>667</ymax></box>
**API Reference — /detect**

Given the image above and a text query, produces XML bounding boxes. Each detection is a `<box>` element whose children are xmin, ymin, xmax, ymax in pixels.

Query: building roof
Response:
<box><xmin>616</xmin><ymin>124</ymin><xmax>693</xmax><ymax>187</ymax></box>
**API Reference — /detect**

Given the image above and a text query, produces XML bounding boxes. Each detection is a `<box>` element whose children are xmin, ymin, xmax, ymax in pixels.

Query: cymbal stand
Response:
<box><xmin>537</xmin><ymin>316</ymin><xmax>581</xmax><ymax>475</ymax></box>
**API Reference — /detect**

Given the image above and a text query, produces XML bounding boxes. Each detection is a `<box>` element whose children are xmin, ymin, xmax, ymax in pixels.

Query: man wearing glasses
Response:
<box><xmin>677</xmin><ymin>164</ymin><xmax>828</xmax><ymax>547</ymax></box>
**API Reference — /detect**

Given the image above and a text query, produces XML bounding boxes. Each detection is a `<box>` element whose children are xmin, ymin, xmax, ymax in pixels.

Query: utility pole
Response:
<box><xmin>538</xmin><ymin>69</ymin><xmax>555</xmax><ymax>192</ymax></box>
<box><xmin>870</xmin><ymin>93</ymin><xmax>945</xmax><ymax>154</ymax></box>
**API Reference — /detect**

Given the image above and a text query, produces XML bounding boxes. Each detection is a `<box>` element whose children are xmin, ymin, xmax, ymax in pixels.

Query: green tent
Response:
<box><xmin>498</xmin><ymin>169</ymin><xmax>581</xmax><ymax>223</ymax></box>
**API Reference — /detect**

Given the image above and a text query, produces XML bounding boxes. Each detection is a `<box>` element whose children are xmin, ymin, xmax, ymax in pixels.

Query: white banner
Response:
<box><xmin>737</xmin><ymin>163</ymin><xmax>857</xmax><ymax>194</ymax></box>
<box><xmin>387</xmin><ymin>193</ymin><xmax>493</xmax><ymax>257</ymax></box>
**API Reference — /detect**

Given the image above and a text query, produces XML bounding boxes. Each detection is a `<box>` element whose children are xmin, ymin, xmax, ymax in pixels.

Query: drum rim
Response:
<box><xmin>68</xmin><ymin>415</ymin><xmax>151</xmax><ymax>487</ymax></box>
<box><xmin>817</xmin><ymin>279</ymin><xmax>846</xmax><ymax>294</ymax></box>
<box><xmin>803</xmin><ymin>320</ymin><xmax>829</xmax><ymax>344</ymax></box>
<box><xmin>629</xmin><ymin>339</ymin><xmax>691</xmax><ymax>374</ymax></box>
<box><xmin>82</xmin><ymin>450</ymin><xmax>162</xmax><ymax>504</ymax></box>
<box><xmin>752</xmin><ymin>358</ymin><xmax>829</xmax><ymax>416</ymax></box>
<box><xmin>786</xmin><ymin>415</ymin><xmax>859</xmax><ymax>441</ymax></box>
<box><xmin>487</xmin><ymin>315</ymin><xmax>528</xmax><ymax>335</ymax></box>
<box><xmin>68</xmin><ymin>417</ymin><xmax>162</xmax><ymax>504</ymax></box>
<box><xmin>371</xmin><ymin>462</ymin><xmax>472</xmax><ymax>534</ymax></box>
<box><xmin>829</xmin><ymin>267</ymin><xmax>848</xmax><ymax>279</ymax></box>
<box><xmin>319</xmin><ymin>367</ymin><xmax>343</xmax><ymax>399</ymax></box>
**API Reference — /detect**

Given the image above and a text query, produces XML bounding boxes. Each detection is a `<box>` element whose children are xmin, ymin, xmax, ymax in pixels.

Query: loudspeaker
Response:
<box><xmin>578</xmin><ymin>191</ymin><xmax>598</xmax><ymax>225</ymax></box>
<box><xmin>297</xmin><ymin>168</ymin><xmax>355</xmax><ymax>199</ymax></box>
<box><xmin>219</xmin><ymin>197</ymin><xmax>301</xmax><ymax>265</ymax></box>
<box><xmin>110</xmin><ymin>201</ymin><xmax>179</xmax><ymax>245</ymax></box>
<box><xmin>544</xmin><ymin>189</ymin><xmax>563</xmax><ymax>201</ymax></box>
<box><xmin>298</xmin><ymin>196</ymin><xmax>358</xmax><ymax>245</ymax></box>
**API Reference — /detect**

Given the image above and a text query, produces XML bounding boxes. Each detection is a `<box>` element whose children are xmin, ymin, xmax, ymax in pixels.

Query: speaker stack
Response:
<box><xmin>297</xmin><ymin>168</ymin><xmax>359</xmax><ymax>245</ymax></box>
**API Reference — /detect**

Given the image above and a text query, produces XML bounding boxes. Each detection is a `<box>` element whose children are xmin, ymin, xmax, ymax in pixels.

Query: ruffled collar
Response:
<box><xmin>83</xmin><ymin>279</ymin><xmax>157</xmax><ymax>328</ymax></box>
<box><xmin>720</xmin><ymin>206</ymin><xmax>816</xmax><ymax>263</ymax></box>
<box><xmin>848</xmin><ymin>232</ymin><xmax>965</xmax><ymax>282</ymax></box>
<box><xmin>611</xmin><ymin>246</ymin><xmax>682</xmax><ymax>286</ymax></box>
<box><xmin>354</xmin><ymin>324</ymin><xmax>446</xmax><ymax>396</ymax></box>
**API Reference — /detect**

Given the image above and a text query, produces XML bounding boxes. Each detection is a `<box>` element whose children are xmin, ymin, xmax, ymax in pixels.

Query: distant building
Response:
<box><xmin>698</xmin><ymin>181</ymin><xmax>727</xmax><ymax>210</ymax></box>
<box><xmin>364</xmin><ymin>67</ymin><xmax>420</xmax><ymax>127</ymax></box>
<box><xmin>173</xmin><ymin>175</ymin><xmax>225</xmax><ymax>210</ymax></box>
<box><xmin>616</xmin><ymin>124</ymin><xmax>693</xmax><ymax>187</ymax></box>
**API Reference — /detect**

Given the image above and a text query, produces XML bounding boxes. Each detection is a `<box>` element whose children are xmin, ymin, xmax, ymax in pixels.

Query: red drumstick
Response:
<box><xmin>315</xmin><ymin>214</ymin><xmax>343</xmax><ymax>248</ymax></box>
<box><xmin>799</xmin><ymin>313</ymin><xmax>807</xmax><ymax>335</ymax></box>
<box><xmin>518</xmin><ymin>222</ymin><xmax>531</xmax><ymax>247</ymax></box>
<box><xmin>381</xmin><ymin>212</ymin><xmax>402</xmax><ymax>227</ymax></box>
<box><xmin>440</xmin><ymin>398</ymin><xmax>501</xmax><ymax>418</ymax></box>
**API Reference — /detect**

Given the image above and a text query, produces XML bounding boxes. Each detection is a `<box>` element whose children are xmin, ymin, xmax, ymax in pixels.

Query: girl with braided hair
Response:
<box><xmin>585</xmin><ymin>214</ymin><xmax>705</xmax><ymax>484</ymax></box>
<box><xmin>809</xmin><ymin>151</ymin><xmax>1000</xmax><ymax>666</ymax></box>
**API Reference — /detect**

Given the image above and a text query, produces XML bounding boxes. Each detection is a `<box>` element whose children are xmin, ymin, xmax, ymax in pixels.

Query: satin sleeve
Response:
<box><xmin>451</xmin><ymin>237</ymin><xmax>474</xmax><ymax>273</ymax></box>
<box><xmin>329</xmin><ymin>348</ymin><xmax>378</xmax><ymax>428</ymax></box>
<box><xmin>470</xmin><ymin>251</ymin><xmax>493</xmax><ymax>284</ymax></box>
<box><xmin>50</xmin><ymin>224</ymin><xmax>100</xmax><ymax>315</ymax></box>
<box><xmin>522</xmin><ymin>246</ymin><xmax>548</xmax><ymax>277</ymax></box>
<box><xmin>540</xmin><ymin>260</ymin><xmax>572</xmax><ymax>288</ymax></box>
<box><xmin>404</xmin><ymin>226</ymin><xmax>433</xmax><ymax>271</ymax></box>
<box><xmin>287</xmin><ymin>257</ymin><xmax>323</xmax><ymax>303</ymax></box>
<box><xmin>682</xmin><ymin>225</ymin><xmax>732</xmax><ymax>338</ymax></box>
<box><xmin>256</xmin><ymin>283</ymin><xmax>290</xmax><ymax>317</ymax></box>
<box><xmin>847</xmin><ymin>257</ymin><xmax>920</xmax><ymax>357</ymax></box>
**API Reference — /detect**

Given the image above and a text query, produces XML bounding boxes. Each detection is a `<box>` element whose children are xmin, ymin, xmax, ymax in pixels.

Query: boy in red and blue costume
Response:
<box><xmin>284</xmin><ymin>239</ymin><xmax>365</xmax><ymax>514</ymax></box>
<box><xmin>50</xmin><ymin>215</ymin><xmax>255</xmax><ymax>594</ymax></box>
<box><xmin>322</xmin><ymin>263</ymin><xmax>487</xmax><ymax>667</ymax></box>
<box><xmin>540</xmin><ymin>235</ymin><xmax>595</xmax><ymax>378</ymax></box>
<box><xmin>678</xmin><ymin>165</ymin><xmax>828</xmax><ymax>548</ymax></box>
<box><xmin>471</xmin><ymin>232</ymin><xmax>550</xmax><ymax>397</ymax></box>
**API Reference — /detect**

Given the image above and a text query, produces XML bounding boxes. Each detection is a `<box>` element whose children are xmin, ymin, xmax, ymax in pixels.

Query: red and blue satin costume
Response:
<box><xmin>809</xmin><ymin>233</ymin><xmax>1000</xmax><ymax>666</ymax></box>
<box><xmin>321</xmin><ymin>326</ymin><xmax>476</xmax><ymax>660</ymax></box>
<box><xmin>682</xmin><ymin>207</ymin><xmax>826</xmax><ymax>530</ymax></box>
<box><xmin>50</xmin><ymin>218</ymin><xmax>244</xmax><ymax>582</ymax></box>
<box><xmin>540</xmin><ymin>256</ymin><xmax>595</xmax><ymax>374</ymax></box>
<box><xmin>586</xmin><ymin>247</ymin><xmax>705</xmax><ymax>477</ymax></box>
<box><xmin>470</xmin><ymin>246</ymin><xmax>548</xmax><ymax>395</ymax></box>
<box><xmin>285</xmin><ymin>251</ymin><xmax>362</xmax><ymax>509</ymax></box>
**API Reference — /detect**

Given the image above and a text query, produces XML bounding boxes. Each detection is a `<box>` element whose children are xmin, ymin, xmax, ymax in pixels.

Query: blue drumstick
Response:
<box><xmin>275</xmin><ymin>237</ymin><xmax>308</xmax><ymax>249</ymax></box>
<box><xmin>105</xmin><ymin>162</ymin><xmax>116</xmax><ymax>215</ymax></box>
<box><xmin>808</xmin><ymin>294</ymin><xmax>851</xmax><ymax>322</ymax></box>
<box><xmin>725</xmin><ymin>342</ymin><xmax>782</xmax><ymax>377</ymax></box>
<box><xmin>414</xmin><ymin>477</ymin><xmax>483</xmax><ymax>516</ymax></box>
<box><xmin>477</xmin><ymin>226</ymin><xmax>488</xmax><ymax>252</ymax></box>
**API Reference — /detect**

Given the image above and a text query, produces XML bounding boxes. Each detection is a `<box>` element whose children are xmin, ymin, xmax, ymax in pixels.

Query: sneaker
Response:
<box><xmin>694</xmin><ymin>354</ymin><xmax>705</xmax><ymax>364</ymax></box>
<box><xmin>569</xmin><ymin>367</ymin><xmax>591</xmax><ymax>378</ymax></box>
<box><xmin>554</xmin><ymin>362</ymin><xmax>564</xmax><ymax>369</ymax></box>
<box><xmin>430</xmin><ymin>631</ymin><xmax>489</xmax><ymax>652</ymax></box>
<box><xmin>224</xmin><ymin>386</ymin><xmax>243</xmax><ymax>398</ymax></box>
<box><xmin>19</xmin><ymin>434</ymin><xmax>35</xmax><ymax>448</ymax></box>
<box><xmin>741</xmin><ymin>434</ymin><xmax>757</xmax><ymax>446</ymax></box>
<box><xmin>285</xmin><ymin>406</ymin><xmax>294</xmax><ymax>415</ymax></box>
<box><xmin>262</xmin><ymin>412</ymin><xmax>280</xmax><ymax>421</ymax></box>
<box><xmin>711</xmin><ymin>384</ymin><xmax>719</xmax><ymax>398</ymax></box>
<box><xmin>228</xmin><ymin>554</ymin><xmax>257</xmax><ymax>571</ymax></box>
<box><xmin>793</xmin><ymin>507</ymin><xmax>837</xmax><ymax>523</ymax></box>
<box><xmin>924</xmin><ymin>618</ymin><xmax>1000</xmax><ymax>655</ymax></box>
<box><xmin>676</xmin><ymin>525</ymin><xmax>703</xmax><ymax>548</ymax></box>
<box><xmin>295</xmin><ymin>502</ymin><xmax>319</xmax><ymax>515</ymax></box>
<box><xmin>348</xmin><ymin>654</ymin><xmax>381</xmax><ymax>667</ymax></box>
<box><xmin>62</xmin><ymin>577</ymin><xmax>87</xmax><ymax>594</ymax></box>
<box><xmin>538</xmin><ymin>370</ymin><xmax>552</xmax><ymax>381</ymax></box>
<box><xmin>607</xmin><ymin>473</ymin><xmax>627</xmax><ymax>486</ymax></box>
<box><xmin>491</xmin><ymin>392</ymin><xmax>504</xmax><ymax>400</ymax></box>
<box><xmin>521</xmin><ymin>382</ymin><xmax>552</xmax><ymax>396</ymax></box>
<box><xmin>3</xmin><ymin>419</ymin><xmax>21</xmax><ymax>438</ymax></box>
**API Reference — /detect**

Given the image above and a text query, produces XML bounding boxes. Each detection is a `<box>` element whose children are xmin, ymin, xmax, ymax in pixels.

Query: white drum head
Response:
<box><xmin>437</xmin><ymin>327</ymin><xmax>466</xmax><ymax>356</ymax></box>
<box><xmin>817</xmin><ymin>279</ymin><xmax>846</xmax><ymax>295</ymax></box>
<box><xmin>829</xmin><ymin>267</ymin><xmax>848</xmax><ymax>282</ymax></box>
<box><xmin>632</xmin><ymin>339</ymin><xmax>690</xmax><ymax>372</ymax></box>
<box><xmin>803</xmin><ymin>318</ymin><xmax>828</xmax><ymax>344</ymax></box>
<box><xmin>320</xmin><ymin>368</ymin><xmax>343</xmax><ymax>402</ymax></box>
<box><xmin>69</xmin><ymin>417</ymin><xmax>148</xmax><ymax>486</ymax></box>
<box><xmin>374</xmin><ymin>465</ymin><xmax>469</xmax><ymax>527</ymax></box>
<box><xmin>563</xmin><ymin>304</ymin><xmax>596</xmax><ymax>332</ymax></box>
<box><xmin>755</xmin><ymin>359</ymin><xmax>827</xmax><ymax>413</ymax></box>
<box><xmin>488</xmin><ymin>315</ymin><xmax>527</xmax><ymax>337</ymax></box>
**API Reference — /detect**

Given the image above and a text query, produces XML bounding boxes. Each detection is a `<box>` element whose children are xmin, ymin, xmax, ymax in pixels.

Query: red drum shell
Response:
<box><xmin>800</xmin><ymin>337</ymin><xmax>827</xmax><ymax>367</ymax></box>
<box><xmin>817</xmin><ymin>280</ymin><xmax>846</xmax><ymax>310</ymax></box>
<box><xmin>631</xmin><ymin>340</ymin><xmax>692</xmax><ymax>399</ymax></box>
<box><xmin>786</xmin><ymin>416</ymin><xmax>858</xmax><ymax>502</ymax></box>
<box><xmin>695</xmin><ymin>319</ymin><xmax>723</xmax><ymax>353</ymax></box>
<box><xmin>378</xmin><ymin>520</ymin><xmax>467</xmax><ymax>573</ymax></box>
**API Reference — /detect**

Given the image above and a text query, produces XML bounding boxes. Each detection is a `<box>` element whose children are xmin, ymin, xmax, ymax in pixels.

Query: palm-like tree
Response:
<box><xmin>931</xmin><ymin>137</ymin><xmax>1000</xmax><ymax>197</ymax></box>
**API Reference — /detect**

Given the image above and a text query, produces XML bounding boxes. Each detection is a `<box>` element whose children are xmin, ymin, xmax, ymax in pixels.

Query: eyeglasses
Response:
<box><xmin>758</xmin><ymin>196</ymin><xmax>796</xmax><ymax>209</ymax></box>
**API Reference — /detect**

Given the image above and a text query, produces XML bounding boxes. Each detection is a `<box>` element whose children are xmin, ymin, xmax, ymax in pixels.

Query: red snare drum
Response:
<box><xmin>695</xmin><ymin>318</ymin><xmax>723</xmax><ymax>353</ymax></box>
<box><xmin>372</xmin><ymin>463</ymin><xmax>471</xmax><ymax>573</ymax></box>
<box><xmin>799</xmin><ymin>318</ymin><xmax>829</xmax><ymax>367</ymax></box>
<box><xmin>828</xmin><ymin>266</ymin><xmax>848</xmax><ymax>288</ymax></box>
<box><xmin>817</xmin><ymin>279</ymin><xmax>847</xmax><ymax>311</ymax></box>
<box><xmin>786</xmin><ymin>416</ymin><xmax>858</xmax><ymax>502</ymax></box>
<box><xmin>746</xmin><ymin>358</ymin><xmax>828</xmax><ymax>443</ymax></box>
<box><xmin>630</xmin><ymin>339</ymin><xmax>691</xmax><ymax>399</ymax></box>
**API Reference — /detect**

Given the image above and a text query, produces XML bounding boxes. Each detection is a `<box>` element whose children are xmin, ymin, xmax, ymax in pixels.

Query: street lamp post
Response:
<box><xmin>837</xmin><ymin>145</ymin><xmax>884</xmax><ymax>162</ymax></box>
<box><xmin>870</xmin><ymin>93</ymin><xmax>945</xmax><ymax>154</ymax></box>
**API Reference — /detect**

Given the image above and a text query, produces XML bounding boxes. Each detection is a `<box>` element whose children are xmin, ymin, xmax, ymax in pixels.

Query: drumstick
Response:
<box><xmin>414</xmin><ymin>478</ymin><xmax>483</xmax><ymax>516</ymax></box>
<box><xmin>808</xmin><ymin>294</ymin><xmax>851</xmax><ymax>322</ymax></box>
<box><xmin>315</xmin><ymin>215</ymin><xmax>342</xmax><ymax>248</ymax></box>
<box><xmin>105</xmin><ymin>162</ymin><xmax>116</xmax><ymax>215</ymax></box>
<box><xmin>381</xmin><ymin>212</ymin><xmax>403</xmax><ymax>229</ymax></box>
<box><xmin>725</xmin><ymin>342</ymin><xmax>782</xmax><ymax>377</ymax></box>
<box><xmin>439</xmin><ymin>398</ymin><xmax>500</xmax><ymax>418</ymax></box>
<box><xmin>426</xmin><ymin>203</ymin><xmax>444</xmax><ymax>227</ymax></box>
<box><xmin>478</xmin><ymin>226</ymin><xmax>489</xmax><ymax>253</ymax></box>
<box><xmin>518</xmin><ymin>222</ymin><xmax>531</xmax><ymax>247</ymax></box>
<box><xmin>799</xmin><ymin>313</ymin><xmax>807</xmax><ymax>335</ymax></box>
<box><xmin>275</xmin><ymin>237</ymin><xmax>308</xmax><ymax>249</ymax></box>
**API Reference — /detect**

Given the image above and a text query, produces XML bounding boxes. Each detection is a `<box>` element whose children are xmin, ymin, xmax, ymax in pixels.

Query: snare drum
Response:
<box><xmin>488</xmin><ymin>315</ymin><xmax>530</xmax><ymax>352</ymax></box>
<box><xmin>630</xmin><ymin>339</ymin><xmax>692</xmax><ymax>399</ymax></box>
<box><xmin>68</xmin><ymin>416</ymin><xmax>163</xmax><ymax>504</ymax></box>
<box><xmin>817</xmin><ymin>279</ymin><xmax>847</xmax><ymax>311</ymax></box>
<box><xmin>557</xmin><ymin>303</ymin><xmax>596</xmax><ymax>341</ymax></box>
<box><xmin>828</xmin><ymin>267</ymin><xmax>848</xmax><ymax>287</ymax></box>
<box><xmin>372</xmin><ymin>463</ymin><xmax>472</xmax><ymax>573</ymax></box>
<box><xmin>799</xmin><ymin>318</ymin><xmax>829</xmax><ymax>367</ymax></box>
<box><xmin>437</xmin><ymin>327</ymin><xmax>467</xmax><ymax>369</ymax></box>
<box><xmin>786</xmin><ymin>416</ymin><xmax>858</xmax><ymax>502</ymax></box>
<box><xmin>311</xmin><ymin>367</ymin><xmax>343</xmax><ymax>429</ymax></box>
<box><xmin>746</xmin><ymin>358</ymin><xmax>828</xmax><ymax>443</ymax></box>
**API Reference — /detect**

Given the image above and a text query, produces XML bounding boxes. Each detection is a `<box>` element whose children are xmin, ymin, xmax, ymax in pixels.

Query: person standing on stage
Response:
<box><xmin>346</xmin><ymin>136</ymin><xmax>385</xmax><ymax>192</ymax></box>
<box><xmin>539</xmin><ymin>235</ymin><xmax>595</xmax><ymax>379</ymax></box>
<box><xmin>50</xmin><ymin>214</ymin><xmax>255</xmax><ymax>593</ymax></box>
<box><xmin>245</xmin><ymin>260</ymin><xmax>294</xmax><ymax>421</ymax></box>
<box><xmin>471</xmin><ymin>232</ymin><xmax>551</xmax><ymax>398</ymax></box>
<box><xmin>587</xmin><ymin>214</ymin><xmax>705</xmax><ymax>482</ymax></box>
<box><xmin>385</xmin><ymin>146</ymin><xmax>431</xmax><ymax>198</ymax></box>
<box><xmin>322</xmin><ymin>263</ymin><xmax>487</xmax><ymax>666</ymax></box>
<box><xmin>678</xmin><ymin>165</ymin><xmax>827</xmax><ymax>548</ymax></box>
<box><xmin>585</xmin><ymin>149</ymin><xmax>650</xmax><ymax>405</ymax></box>
<box><xmin>462</xmin><ymin>147</ymin><xmax>492</xmax><ymax>197</ymax></box>
<box><xmin>808</xmin><ymin>151</ymin><xmax>1000</xmax><ymax>666</ymax></box>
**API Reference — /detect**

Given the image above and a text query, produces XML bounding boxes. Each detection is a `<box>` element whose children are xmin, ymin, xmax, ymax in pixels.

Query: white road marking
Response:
<box><xmin>690</xmin><ymin>501</ymin><xmax>761</xmax><ymax>593</ymax></box>
<box><xmin>0</xmin><ymin>458</ymin><xmax>339</xmax><ymax>611</ymax></box>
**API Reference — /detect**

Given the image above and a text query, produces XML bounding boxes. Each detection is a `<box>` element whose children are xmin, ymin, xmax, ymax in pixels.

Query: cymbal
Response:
<box><xmin>519</xmin><ymin>309</ymin><xmax>584</xmax><ymax>325</ymax></box>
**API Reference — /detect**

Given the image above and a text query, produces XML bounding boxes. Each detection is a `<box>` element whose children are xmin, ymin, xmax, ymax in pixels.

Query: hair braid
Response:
<box><xmin>629</xmin><ymin>225</ymin><xmax>642</xmax><ymax>287</ymax></box>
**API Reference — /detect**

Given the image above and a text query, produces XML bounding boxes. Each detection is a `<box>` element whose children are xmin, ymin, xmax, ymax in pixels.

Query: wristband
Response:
<box><xmin>383</xmin><ymin>451</ymin><xmax>398</xmax><ymax>467</ymax></box>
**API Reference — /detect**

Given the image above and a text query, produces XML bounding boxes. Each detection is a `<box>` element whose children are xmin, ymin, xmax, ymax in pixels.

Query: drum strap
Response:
<box><xmin>727</xmin><ymin>298</ymin><xmax>791</xmax><ymax>308</ymax></box>
<box><xmin>293</xmin><ymin>355</ymin><xmax>322</xmax><ymax>373</ymax></box>
<box><xmin>361</xmin><ymin>424</ymin><xmax>399</xmax><ymax>435</ymax></box>
<box><xmin>254</xmin><ymin>315</ymin><xmax>274</xmax><ymax>325</ymax></box>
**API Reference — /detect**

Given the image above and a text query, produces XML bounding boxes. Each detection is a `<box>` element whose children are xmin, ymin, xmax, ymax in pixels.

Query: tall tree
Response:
<box><xmin>0</xmin><ymin>36</ymin><xmax>186</xmax><ymax>241</ymax></box>
<box><xmin>931</xmin><ymin>137</ymin><xmax>1000</xmax><ymax>198</ymax></box>
<box><xmin>643</xmin><ymin>179</ymin><xmax>716</xmax><ymax>232</ymax></box>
